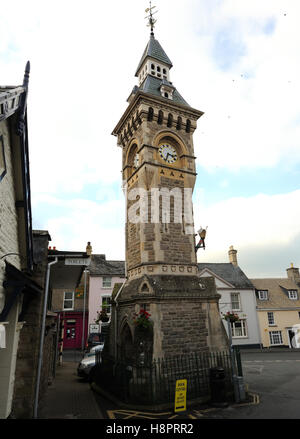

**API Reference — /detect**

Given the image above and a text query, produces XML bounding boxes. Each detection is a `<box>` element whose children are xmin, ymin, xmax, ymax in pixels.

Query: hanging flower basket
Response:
<box><xmin>223</xmin><ymin>311</ymin><xmax>240</xmax><ymax>323</ymax></box>
<box><xmin>133</xmin><ymin>309</ymin><xmax>153</xmax><ymax>330</ymax></box>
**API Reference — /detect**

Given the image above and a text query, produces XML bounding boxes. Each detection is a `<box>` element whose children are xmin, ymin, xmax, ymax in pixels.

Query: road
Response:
<box><xmin>61</xmin><ymin>349</ymin><xmax>300</xmax><ymax>419</ymax></box>
<box><xmin>205</xmin><ymin>349</ymin><xmax>300</xmax><ymax>419</ymax></box>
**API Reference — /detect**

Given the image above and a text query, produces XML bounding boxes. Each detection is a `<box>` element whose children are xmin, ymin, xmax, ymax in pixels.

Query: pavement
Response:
<box><xmin>37</xmin><ymin>350</ymin><xmax>105</xmax><ymax>419</ymax></box>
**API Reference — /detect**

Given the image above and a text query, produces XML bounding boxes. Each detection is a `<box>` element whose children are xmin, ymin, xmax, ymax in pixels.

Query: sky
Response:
<box><xmin>1</xmin><ymin>0</ymin><xmax>300</xmax><ymax>278</ymax></box>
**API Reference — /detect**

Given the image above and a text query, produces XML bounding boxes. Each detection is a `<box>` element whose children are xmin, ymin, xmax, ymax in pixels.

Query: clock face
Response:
<box><xmin>159</xmin><ymin>143</ymin><xmax>177</xmax><ymax>164</ymax></box>
<box><xmin>133</xmin><ymin>153</ymin><xmax>139</xmax><ymax>168</ymax></box>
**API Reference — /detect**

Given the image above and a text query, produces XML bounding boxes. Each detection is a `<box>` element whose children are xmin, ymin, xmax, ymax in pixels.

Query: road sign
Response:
<box><xmin>89</xmin><ymin>324</ymin><xmax>100</xmax><ymax>334</ymax></box>
<box><xmin>174</xmin><ymin>379</ymin><xmax>187</xmax><ymax>412</ymax></box>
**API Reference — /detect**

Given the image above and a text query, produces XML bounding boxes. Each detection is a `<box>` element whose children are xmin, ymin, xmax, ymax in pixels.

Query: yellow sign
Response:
<box><xmin>174</xmin><ymin>379</ymin><xmax>187</xmax><ymax>412</ymax></box>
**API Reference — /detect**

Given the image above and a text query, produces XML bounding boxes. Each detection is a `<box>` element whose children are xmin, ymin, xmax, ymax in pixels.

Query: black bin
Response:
<box><xmin>209</xmin><ymin>367</ymin><xmax>227</xmax><ymax>406</ymax></box>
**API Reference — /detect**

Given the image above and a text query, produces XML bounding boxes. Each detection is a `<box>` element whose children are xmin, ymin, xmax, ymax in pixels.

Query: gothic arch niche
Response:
<box><xmin>119</xmin><ymin>321</ymin><xmax>134</xmax><ymax>362</ymax></box>
<box><xmin>125</xmin><ymin>140</ymin><xmax>139</xmax><ymax>179</ymax></box>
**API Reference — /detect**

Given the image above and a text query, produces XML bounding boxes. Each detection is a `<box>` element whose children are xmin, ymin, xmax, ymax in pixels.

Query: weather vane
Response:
<box><xmin>145</xmin><ymin>1</ymin><xmax>158</xmax><ymax>35</ymax></box>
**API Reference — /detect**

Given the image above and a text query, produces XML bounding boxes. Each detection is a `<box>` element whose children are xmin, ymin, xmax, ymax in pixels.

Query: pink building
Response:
<box><xmin>88</xmin><ymin>255</ymin><xmax>125</xmax><ymax>334</ymax></box>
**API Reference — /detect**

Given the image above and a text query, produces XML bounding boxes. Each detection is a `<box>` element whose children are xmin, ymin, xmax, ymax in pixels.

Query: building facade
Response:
<box><xmin>0</xmin><ymin>64</ymin><xmax>56</xmax><ymax>418</ymax></box>
<box><xmin>49</xmin><ymin>247</ymin><xmax>91</xmax><ymax>351</ymax></box>
<box><xmin>251</xmin><ymin>264</ymin><xmax>300</xmax><ymax>348</ymax></box>
<box><xmin>199</xmin><ymin>247</ymin><xmax>261</xmax><ymax>349</ymax></box>
<box><xmin>88</xmin><ymin>254</ymin><xmax>125</xmax><ymax>334</ymax></box>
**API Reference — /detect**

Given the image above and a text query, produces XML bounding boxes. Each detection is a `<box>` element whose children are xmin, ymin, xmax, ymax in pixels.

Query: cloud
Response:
<box><xmin>195</xmin><ymin>189</ymin><xmax>300</xmax><ymax>276</ymax></box>
<box><xmin>2</xmin><ymin>0</ymin><xmax>300</xmax><ymax>278</ymax></box>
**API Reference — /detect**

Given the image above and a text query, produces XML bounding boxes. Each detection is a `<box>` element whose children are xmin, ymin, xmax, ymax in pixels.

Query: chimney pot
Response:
<box><xmin>228</xmin><ymin>246</ymin><xmax>238</xmax><ymax>266</ymax></box>
<box><xmin>86</xmin><ymin>242</ymin><xmax>92</xmax><ymax>256</ymax></box>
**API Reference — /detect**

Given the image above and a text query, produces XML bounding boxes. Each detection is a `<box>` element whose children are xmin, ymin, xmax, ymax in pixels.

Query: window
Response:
<box><xmin>288</xmin><ymin>290</ymin><xmax>298</xmax><ymax>300</ymax></box>
<box><xmin>267</xmin><ymin>312</ymin><xmax>275</xmax><ymax>325</ymax></box>
<box><xmin>102</xmin><ymin>277</ymin><xmax>112</xmax><ymax>288</ymax></box>
<box><xmin>63</xmin><ymin>292</ymin><xmax>74</xmax><ymax>310</ymax></box>
<box><xmin>102</xmin><ymin>296</ymin><xmax>112</xmax><ymax>314</ymax></box>
<box><xmin>157</xmin><ymin>110</ymin><xmax>163</xmax><ymax>125</ymax></box>
<box><xmin>231</xmin><ymin>320</ymin><xmax>247</xmax><ymax>337</ymax></box>
<box><xmin>163</xmin><ymin>68</ymin><xmax>166</xmax><ymax>74</ymax></box>
<box><xmin>269</xmin><ymin>331</ymin><xmax>283</xmax><ymax>345</ymax></box>
<box><xmin>167</xmin><ymin>113</ymin><xmax>173</xmax><ymax>127</ymax></box>
<box><xmin>147</xmin><ymin>107</ymin><xmax>154</xmax><ymax>122</ymax></box>
<box><xmin>164</xmin><ymin>92</ymin><xmax>169</xmax><ymax>98</ymax></box>
<box><xmin>176</xmin><ymin>116</ymin><xmax>182</xmax><ymax>130</ymax></box>
<box><xmin>186</xmin><ymin>119</ymin><xmax>191</xmax><ymax>133</ymax></box>
<box><xmin>157</xmin><ymin>66</ymin><xmax>161</xmax><ymax>72</ymax></box>
<box><xmin>258</xmin><ymin>290</ymin><xmax>268</xmax><ymax>300</ymax></box>
<box><xmin>231</xmin><ymin>293</ymin><xmax>241</xmax><ymax>311</ymax></box>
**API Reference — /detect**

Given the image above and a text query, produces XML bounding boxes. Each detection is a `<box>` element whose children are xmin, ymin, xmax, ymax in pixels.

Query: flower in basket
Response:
<box><xmin>222</xmin><ymin>311</ymin><xmax>240</xmax><ymax>323</ymax></box>
<box><xmin>133</xmin><ymin>309</ymin><xmax>153</xmax><ymax>329</ymax></box>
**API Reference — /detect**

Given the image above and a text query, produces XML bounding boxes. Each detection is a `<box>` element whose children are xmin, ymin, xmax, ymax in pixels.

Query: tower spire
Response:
<box><xmin>145</xmin><ymin>1</ymin><xmax>157</xmax><ymax>36</ymax></box>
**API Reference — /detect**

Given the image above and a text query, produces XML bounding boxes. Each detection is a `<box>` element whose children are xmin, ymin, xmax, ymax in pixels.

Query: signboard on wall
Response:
<box><xmin>65</xmin><ymin>258</ymin><xmax>91</xmax><ymax>266</ymax></box>
<box><xmin>89</xmin><ymin>324</ymin><xmax>100</xmax><ymax>334</ymax></box>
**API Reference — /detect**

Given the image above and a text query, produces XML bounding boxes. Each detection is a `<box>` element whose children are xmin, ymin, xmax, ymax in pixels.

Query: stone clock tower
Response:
<box><xmin>110</xmin><ymin>21</ymin><xmax>228</xmax><ymax>363</ymax></box>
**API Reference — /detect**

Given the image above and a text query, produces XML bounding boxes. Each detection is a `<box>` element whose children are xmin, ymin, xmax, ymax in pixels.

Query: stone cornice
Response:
<box><xmin>112</xmin><ymin>90</ymin><xmax>204</xmax><ymax>137</ymax></box>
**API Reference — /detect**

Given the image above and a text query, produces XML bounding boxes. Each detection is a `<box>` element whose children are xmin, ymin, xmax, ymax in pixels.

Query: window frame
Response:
<box><xmin>258</xmin><ymin>290</ymin><xmax>268</xmax><ymax>300</ymax></box>
<box><xmin>269</xmin><ymin>330</ymin><xmax>283</xmax><ymax>346</ymax></box>
<box><xmin>63</xmin><ymin>291</ymin><xmax>74</xmax><ymax>311</ymax></box>
<box><xmin>102</xmin><ymin>295</ymin><xmax>112</xmax><ymax>315</ymax></box>
<box><xmin>102</xmin><ymin>276</ymin><xmax>112</xmax><ymax>289</ymax></box>
<box><xmin>231</xmin><ymin>319</ymin><xmax>247</xmax><ymax>338</ymax></box>
<box><xmin>288</xmin><ymin>290</ymin><xmax>298</xmax><ymax>300</ymax></box>
<box><xmin>230</xmin><ymin>292</ymin><xmax>241</xmax><ymax>311</ymax></box>
<box><xmin>267</xmin><ymin>311</ymin><xmax>275</xmax><ymax>326</ymax></box>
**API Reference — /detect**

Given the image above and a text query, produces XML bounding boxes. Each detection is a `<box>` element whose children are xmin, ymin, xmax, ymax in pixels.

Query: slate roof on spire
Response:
<box><xmin>138</xmin><ymin>75</ymin><xmax>190</xmax><ymax>107</ymax></box>
<box><xmin>135</xmin><ymin>34</ymin><xmax>173</xmax><ymax>76</ymax></box>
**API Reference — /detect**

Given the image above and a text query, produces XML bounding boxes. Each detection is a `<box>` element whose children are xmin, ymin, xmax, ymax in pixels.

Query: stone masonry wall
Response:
<box><xmin>0</xmin><ymin>119</ymin><xmax>23</xmax><ymax>418</ymax></box>
<box><xmin>159</xmin><ymin>301</ymin><xmax>209</xmax><ymax>357</ymax></box>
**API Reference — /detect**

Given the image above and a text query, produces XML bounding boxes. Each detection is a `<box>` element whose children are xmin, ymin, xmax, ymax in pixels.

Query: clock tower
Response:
<box><xmin>110</xmin><ymin>13</ymin><xmax>228</xmax><ymax>363</ymax></box>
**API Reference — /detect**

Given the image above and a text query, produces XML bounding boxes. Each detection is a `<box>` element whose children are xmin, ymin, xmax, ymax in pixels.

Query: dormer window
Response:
<box><xmin>288</xmin><ymin>290</ymin><xmax>298</xmax><ymax>300</ymax></box>
<box><xmin>164</xmin><ymin>92</ymin><xmax>169</xmax><ymax>98</ymax></box>
<box><xmin>258</xmin><ymin>290</ymin><xmax>268</xmax><ymax>300</ymax></box>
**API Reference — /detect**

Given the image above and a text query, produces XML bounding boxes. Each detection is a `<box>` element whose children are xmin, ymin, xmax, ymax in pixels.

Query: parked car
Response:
<box><xmin>86</xmin><ymin>332</ymin><xmax>103</xmax><ymax>351</ymax></box>
<box><xmin>77</xmin><ymin>344</ymin><xmax>104</xmax><ymax>381</ymax></box>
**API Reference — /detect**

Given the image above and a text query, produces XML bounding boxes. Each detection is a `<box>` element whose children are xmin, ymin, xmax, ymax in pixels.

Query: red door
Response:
<box><xmin>62</xmin><ymin>313</ymin><xmax>88</xmax><ymax>349</ymax></box>
<box><xmin>64</xmin><ymin>319</ymin><xmax>78</xmax><ymax>349</ymax></box>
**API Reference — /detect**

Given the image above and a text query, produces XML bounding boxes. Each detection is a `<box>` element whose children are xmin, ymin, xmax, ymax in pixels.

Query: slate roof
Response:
<box><xmin>138</xmin><ymin>75</ymin><xmax>190</xmax><ymax>107</ymax></box>
<box><xmin>198</xmin><ymin>263</ymin><xmax>254</xmax><ymax>289</ymax></box>
<box><xmin>89</xmin><ymin>254</ymin><xmax>125</xmax><ymax>277</ymax></box>
<box><xmin>251</xmin><ymin>278</ymin><xmax>300</xmax><ymax>309</ymax></box>
<box><xmin>135</xmin><ymin>35</ymin><xmax>173</xmax><ymax>76</ymax></box>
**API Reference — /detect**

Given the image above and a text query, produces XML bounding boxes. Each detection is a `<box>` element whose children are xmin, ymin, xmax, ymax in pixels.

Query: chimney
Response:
<box><xmin>86</xmin><ymin>241</ymin><xmax>92</xmax><ymax>256</ymax></box>
<box><xmin>286</xmin><ymin>263</ymin><xmax>300</xmax><ymax>281</ymax></box>
<box><xmin>228</xmin><ymin>246</ymin><xmax>238</xmax><ymax>266</ymax></box>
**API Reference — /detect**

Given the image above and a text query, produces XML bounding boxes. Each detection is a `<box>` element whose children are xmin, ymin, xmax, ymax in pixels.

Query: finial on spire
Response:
<box><xmin>145</xmin><ymin>1</ymin><xmax>157</xmax><ymax>36</ymax></box>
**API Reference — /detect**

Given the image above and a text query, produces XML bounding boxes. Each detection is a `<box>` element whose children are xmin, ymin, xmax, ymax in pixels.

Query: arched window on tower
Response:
<box><xmin>127</xmin><ymin>123</ymin><xmax>132</xmax><ymax>136</ymax></box>
<box><xmin>147</xmin><ymin>107</ymin><xmax>154</xmax><ymax>122</ymax></box>
<box><xmin>158</xmin><ymin>110</ymin><xmax>163</xmax><ymax>125</ymax></box>
<box><xmin>167</xmin><ymin>113</ymin><xmax>173</xmax><ymax>128</ymax></box>
<box><xmin>186</xmin><ymin>119</ymin><xmax>191</xmax><ymax>133</ymax></box>
<box><xmin>176</xmin><ymin>116</ymin><xmax>182</xmax><ymax>131</ymax></box>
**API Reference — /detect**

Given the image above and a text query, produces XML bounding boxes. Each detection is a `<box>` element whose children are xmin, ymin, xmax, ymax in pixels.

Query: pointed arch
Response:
<box><xmin>157</xmin><ymin>110</ymin><xmax>164</xmax><ymax>125</ymax></box>
<box><xmin>147</xmin><ymin>107</ymin><xmax>154</xmax><ymax>122</ymax></box>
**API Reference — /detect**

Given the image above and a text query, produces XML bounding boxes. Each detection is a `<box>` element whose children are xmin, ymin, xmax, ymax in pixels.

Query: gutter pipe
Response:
<box><xmin>33</xmin><ymin>257</ymin><xmax>58</xmax><ymax>419</ymax></box>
